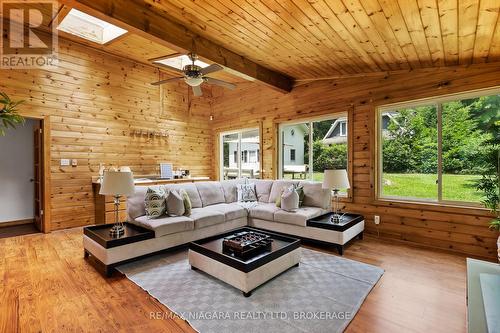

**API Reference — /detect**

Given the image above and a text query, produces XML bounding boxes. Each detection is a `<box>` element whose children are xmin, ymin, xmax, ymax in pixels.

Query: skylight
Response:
<box><xmin>57</xmin><ymin>9</ymin><xmax>127</xmax><ymax>44</ymax></box>
<box><xmin>154</xmin><ymin>55</ymin><xmax>209</xmax><ymax>70</ymax></box>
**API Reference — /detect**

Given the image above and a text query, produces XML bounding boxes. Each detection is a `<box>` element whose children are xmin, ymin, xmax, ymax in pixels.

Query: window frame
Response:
<box><xmin>277</xmin><ymin>112</ymin><xmax>351</xmax><ymax>183</ymax></box>
<box><xmin>219</xmin><ymin>127</ymin><xmax>260</xmax><ymax>180</ymax></box>
<box><xmin>376</xmin><ymin>86</ymin><xmax>500</xmax><ymax>207</ymax></box>
<box><xmin>290</xmin><ymin>149</ymin><xmax>296</xmax><ymax>162</ymax></box>
<box><xmin>339</xmin><ymin>121</ymin><xmax>347</xmax><ymax>137</ymax></box>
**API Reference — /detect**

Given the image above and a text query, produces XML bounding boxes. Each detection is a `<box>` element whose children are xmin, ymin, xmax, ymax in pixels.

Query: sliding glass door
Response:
<box><xmin>220</xmin><ymin>128</ymin><xmax>260</xmax><ymax>180</ymax></box>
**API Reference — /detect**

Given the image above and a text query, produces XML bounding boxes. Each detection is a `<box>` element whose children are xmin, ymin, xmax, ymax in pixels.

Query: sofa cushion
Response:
<box><xmin>300</xmin><ymin>181</ymin><xmax>331</xmax><ymax>209</ymax></box>
<box><xmin>190</xmin><ymin>207</ymin><xmax>225</xmax><ymax>229</ymax></box>
<box><xmin>220</xmin><ymin>179</ymin><xmax>244</xmax><ymax>203</ymax></box>
<box><xmin>209</xmin><ymin>203</ymin><xmax>248</xmax><ymax>221</ymax></box>
<box><xmin>127</xmin><ymin>186</ymin><xmax>149</xmax><ymax>220</ymax></box>
<box><xmin>248</xmin><ymin>203</ymin><xmax>281</xmax><ymax>221</ymax></box>
<box><xmin>268</xmin><ymin>180</ymin><xmax>299</xmax><ymax>203</ymax></box>
<box><xmin>195</xmin><ymin>182</ymin><xmax>226</xmax><ymax>207</ymax></box>
<box><xmin>163</xmin><ymin>183</ymin><xmax>202</xmax><ymax>208</ymax></box>
<box><xmin>133</xmin><ymin>215</ymin><xmax>194</xmax><ymax>237</ymax></box>
<box><xmin>253</xmin><ymin>180</ymin><xmax>273</xmax><ymax>203</ymax></box>
<box><xmin>273</xmin><ymin>206</ymin><xmax>326</xmax><ymax>227</ymax></box>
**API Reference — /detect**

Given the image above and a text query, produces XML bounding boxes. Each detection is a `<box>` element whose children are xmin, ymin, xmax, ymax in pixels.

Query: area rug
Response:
<box><xmin>117</xmin><ymin>248</ymin><xmax>383</xmax><ymax>333</ymax></box>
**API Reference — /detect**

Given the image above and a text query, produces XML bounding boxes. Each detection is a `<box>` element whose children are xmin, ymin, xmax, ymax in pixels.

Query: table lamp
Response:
<box><xmin>99</xmin><ymin>170</ymin><xmax>135</xmax><ymax>237</ymax></box>
<box><xmin>322</xmin><ymin>169</ymin><xmax>350</xmax><ymax>224</ymax></box>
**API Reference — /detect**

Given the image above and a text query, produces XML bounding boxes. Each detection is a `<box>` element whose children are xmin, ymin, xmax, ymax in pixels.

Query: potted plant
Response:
<box><xmin>476</xmin><ymin>149</ymin><xmax>500</xmax><ymax>261</ymax></box>
<box><xmin>0</xmin><ymin>92</ymin><xmax>25</xmax><ymax>136</ymax></box>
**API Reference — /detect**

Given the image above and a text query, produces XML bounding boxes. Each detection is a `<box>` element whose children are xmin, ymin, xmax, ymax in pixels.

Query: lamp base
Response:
<box><xmin>109</xmin><ymin>224</ymin><xmax>125</xmax><ymax>238</ymax></box>
<box><xmin>330</xmin><ymin>214</ymin><xmax>342</xmax><ymax>224</ymax></box>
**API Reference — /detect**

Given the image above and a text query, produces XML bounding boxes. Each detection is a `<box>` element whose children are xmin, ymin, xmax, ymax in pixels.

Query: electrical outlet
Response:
<box><xmin>374</xmin><ymin>215</ymin><xmax>380</xmax><ymax>225</ymax></box>
<box><xmin>60</xmin><ymin>159</ymin><xmax>70</xmax><ymax>166</ymax></box>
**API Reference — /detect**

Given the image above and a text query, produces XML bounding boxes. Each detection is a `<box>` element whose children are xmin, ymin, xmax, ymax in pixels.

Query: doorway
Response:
<box><xmin>0</xmin><ymin>117</ymin><xmax>49</xmax><ymax>237</ymax></box>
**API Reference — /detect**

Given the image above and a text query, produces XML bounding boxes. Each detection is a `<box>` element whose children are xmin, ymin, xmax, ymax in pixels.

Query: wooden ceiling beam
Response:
<box><xmin>59</xmin><ymin>0</ymin><xmax>294</xmax><ymax>93</ymax></box>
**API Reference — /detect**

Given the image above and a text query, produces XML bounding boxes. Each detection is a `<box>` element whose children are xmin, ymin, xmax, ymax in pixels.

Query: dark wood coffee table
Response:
<box><xmin>189</xmin><ymin>227</ymin><xmax>300</xmax><ymax>297</ymax></box>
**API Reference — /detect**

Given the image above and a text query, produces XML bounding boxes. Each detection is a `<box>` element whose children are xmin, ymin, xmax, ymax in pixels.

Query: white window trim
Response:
<box><xmin>377</xmin><ymin>86</ymin><xmax>500</xmax><ymax>206</ymax></box>
<box><xmin>339</xmin><ymin>121</ymin><xmax>347</xmax><ymax>137</ymax></box>
<box><xmin>219</xmin><ymin>127</ymin><xmax>260</xmax><ymax>180</ymax></box>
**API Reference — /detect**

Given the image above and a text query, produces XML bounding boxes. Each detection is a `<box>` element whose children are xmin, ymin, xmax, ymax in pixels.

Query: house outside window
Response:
<box><xmin>220</xmin><ymin>128</ymin><xmax>261</xmax><ymax>180</ymax></box>
<box><xmin>339</xmin><ymin>121</ymin><xmax>347</xmax><ymax>136</ymax></box>
<box><xmin>279</xmin><ymin>112</ymin><xmax>349</xmax><ymax>184</ymax></box>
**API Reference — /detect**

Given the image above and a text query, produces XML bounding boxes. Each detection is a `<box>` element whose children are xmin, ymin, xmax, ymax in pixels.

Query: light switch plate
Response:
<box><xmin>60</xmin><ymin>159</ymin><xmax>70</xmax><ymax>166</ymax></box>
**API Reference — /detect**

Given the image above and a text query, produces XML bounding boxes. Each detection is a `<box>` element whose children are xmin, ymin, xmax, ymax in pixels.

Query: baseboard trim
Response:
<box><xmin>0</xmin><ymin>219</ymin><xmax>34</xmax><ymax>227</ymax></box>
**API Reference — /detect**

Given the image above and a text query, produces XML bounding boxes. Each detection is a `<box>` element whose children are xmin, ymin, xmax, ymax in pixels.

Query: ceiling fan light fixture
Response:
<box><xmin>184</xmin><ymin>77</ymin><xmax>204</xmax><ymax>87</ymax></box>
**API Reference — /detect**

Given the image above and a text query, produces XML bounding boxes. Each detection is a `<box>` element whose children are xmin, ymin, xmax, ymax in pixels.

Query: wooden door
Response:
<box><xmin>33</xmin><ymin>121</ymin><xmax>43</xmax><ymax>231</ymax></box>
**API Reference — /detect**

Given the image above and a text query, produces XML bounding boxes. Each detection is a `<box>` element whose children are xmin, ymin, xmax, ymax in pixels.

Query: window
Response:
<box><xmin>57</xmin><ymin>9</ymin><xmax>127</xmax><ymax>44</ymax></box>
<box><xmin>378</xmin><ymin>88</ymin><xmax>499</xmax><ymax>205</ymax></box>
<box><xmin>279</xmin><ymin>113</ymin><xmax>349</xmax><ymax>184</ymax></box>
<box><xmin>220</xmin><ymin>128</ymin><xmax>260</xmax><ymax>180</ymax></box>
<box><xmin>339</xmin><ymin>121</ymin><xmax>347</xmax><ymax>136</ymax></box>
<box><xmin>153</xmin><ymin>54</ymin><xmax>209</xmax><ymax>71</ymax></box>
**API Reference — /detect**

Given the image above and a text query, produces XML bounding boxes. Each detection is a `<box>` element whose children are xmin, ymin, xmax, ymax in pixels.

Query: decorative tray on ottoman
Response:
<box><xmin>222</xmin><ymin>230</ymin><xmax>273</xmax><ymax>260</ymax></box>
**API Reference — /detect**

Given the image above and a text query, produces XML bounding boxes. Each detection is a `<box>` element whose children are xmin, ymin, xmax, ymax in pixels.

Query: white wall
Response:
<box><xmin>0</xmin><ymin>119</ymin><xmax>35</xmax><ymax>223</ymax></box>
<box><xmin>282</xmin><ymin>125</ymin><xmax>306</xmax><ymax>166</ymax></box>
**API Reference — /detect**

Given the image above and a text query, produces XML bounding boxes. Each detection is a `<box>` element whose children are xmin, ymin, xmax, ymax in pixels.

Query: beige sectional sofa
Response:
<box><xmin>82</xmin><ymin>179</ymin><xmax>364</xmax><ymax>270</ymax></box>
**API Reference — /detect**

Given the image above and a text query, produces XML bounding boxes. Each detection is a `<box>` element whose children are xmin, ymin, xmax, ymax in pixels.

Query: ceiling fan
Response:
<box><xmin>151</xmin><ymin>53</ymin><xmax>236</xmax><ymax>97</ymax></box>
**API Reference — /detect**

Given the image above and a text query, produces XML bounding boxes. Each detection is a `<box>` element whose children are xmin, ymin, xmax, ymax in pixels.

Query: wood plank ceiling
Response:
<box><xmin>138</xmin><ymin>0</ymin><xmax>500</xmax><ymax>80</ymax></box>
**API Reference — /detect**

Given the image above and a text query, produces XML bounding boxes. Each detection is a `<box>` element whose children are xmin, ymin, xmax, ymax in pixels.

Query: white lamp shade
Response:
<box><xmin>322</xmin><ymin>169</ymin><xmax>350</xmax><ymax>189</ymax></box>
<box><xmin>99</xmin><ymin>171</ymin><xmax>135</xmax><ymax>196</ymax></box>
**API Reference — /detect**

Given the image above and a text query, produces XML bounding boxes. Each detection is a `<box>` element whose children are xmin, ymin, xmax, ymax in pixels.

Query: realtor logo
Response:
<box><xmin>1</xmin><ymin>0</ymin><xmax>58</xmax><ymax>68</ymax></box>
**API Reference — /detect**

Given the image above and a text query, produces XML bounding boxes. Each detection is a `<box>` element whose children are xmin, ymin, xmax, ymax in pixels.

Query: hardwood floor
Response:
<box><xmin>0</xmin><ymin>228</ymin><xmax>476</xmax><ymax>332</ymax></box>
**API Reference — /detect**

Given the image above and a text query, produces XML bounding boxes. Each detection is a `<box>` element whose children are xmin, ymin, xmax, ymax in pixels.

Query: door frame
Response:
<box><xmin>28</xmin><ymin>116</ymin><xmax>51</xmax><ymax>233</ymax></box>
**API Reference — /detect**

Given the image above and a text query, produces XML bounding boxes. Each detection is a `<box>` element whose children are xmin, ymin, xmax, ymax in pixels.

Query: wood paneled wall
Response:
<box><xmin>0</xmin><ymin>37</ymin><xmax>215</xmax><ymax>231</ymax></box>
<box><xmin>212</xmin><ymin>63</ymin><xmax>500</xmax><ymax>259</ymax></box>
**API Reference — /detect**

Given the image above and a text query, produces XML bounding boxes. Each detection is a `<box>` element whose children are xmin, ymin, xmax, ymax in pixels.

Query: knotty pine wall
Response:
<box><xmin>0</xmin><ymin>37</ymin><xmax>215</xmax><ymax>230</ymax></box>
<box><xmin>212</xmin><ymin>63</ymin><xmax>500</xmax><ymax>259</ymax></box>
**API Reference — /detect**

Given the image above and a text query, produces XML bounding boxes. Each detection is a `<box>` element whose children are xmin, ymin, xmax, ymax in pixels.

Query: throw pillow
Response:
<box><xmin>181</xmin><ymin>189</ymin><xmax>192</xmax><ymax>216</ymax></box>
<box><xmin>280</xmin><ymin>188</ymin><xmax>299</xmax><ymax>212</ymax></box>
<box><xmin>275</xmin><ymin>186</ymin><xmax>286</xmax><ymax>207</ymax></box>
<box><xmin>237</xmin><ymin>183</ymin><xmax>257</xmax><ymax>202</ymax></box>
<box><xmin>166</xmin><ymin>190</ymin><xmax>185</xmax><ymax>216</ymax></box>
<box><xmin>144</xmin><ymin>187</ymin><xmax>166</xmax><ymax>219</ymax></box>
<box><xmin>294</xmin><ymin>184</ymin><xmax>305</xmax><ymax>207</ymax></box>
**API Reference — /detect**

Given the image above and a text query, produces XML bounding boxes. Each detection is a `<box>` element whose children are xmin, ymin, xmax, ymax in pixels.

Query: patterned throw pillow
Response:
<box><xmin>145</xmin><ymin>187</ymin><xmax>166</xmax><ymax>219</ymax></box>
<box><xmin>166</xmin><ymin>190</ymin><xmax>185</xmax><ymax>217</ymax></box>
<box><xmin>237</xmin><ymin>183</ymin><xmax>257</xmax><ymax>202</ymax></box>
<box><xmin>181</xmin><ymin>189</ymin><xmax>192</xmax><ymax>216</ymax></box>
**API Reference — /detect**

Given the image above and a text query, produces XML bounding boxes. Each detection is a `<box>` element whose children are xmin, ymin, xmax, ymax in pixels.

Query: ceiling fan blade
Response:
<box><xmin>204</xmin><ymin>77</ymin><xmax>236</xmax><ymax>90</ymax></box>
<box><xmin>192</xmin><ymin>85</ymin><xmax>203</xmax><ymax>97</ymax></box>
<box><xmin>200</xmin><ymin>64</ymin><xmax>223</xmax><ymax>75</ymax></box>
<box><xmin>151</xmin><ymin>77</ymin><xmax>183</xmax><ymax>86</ymax></box>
